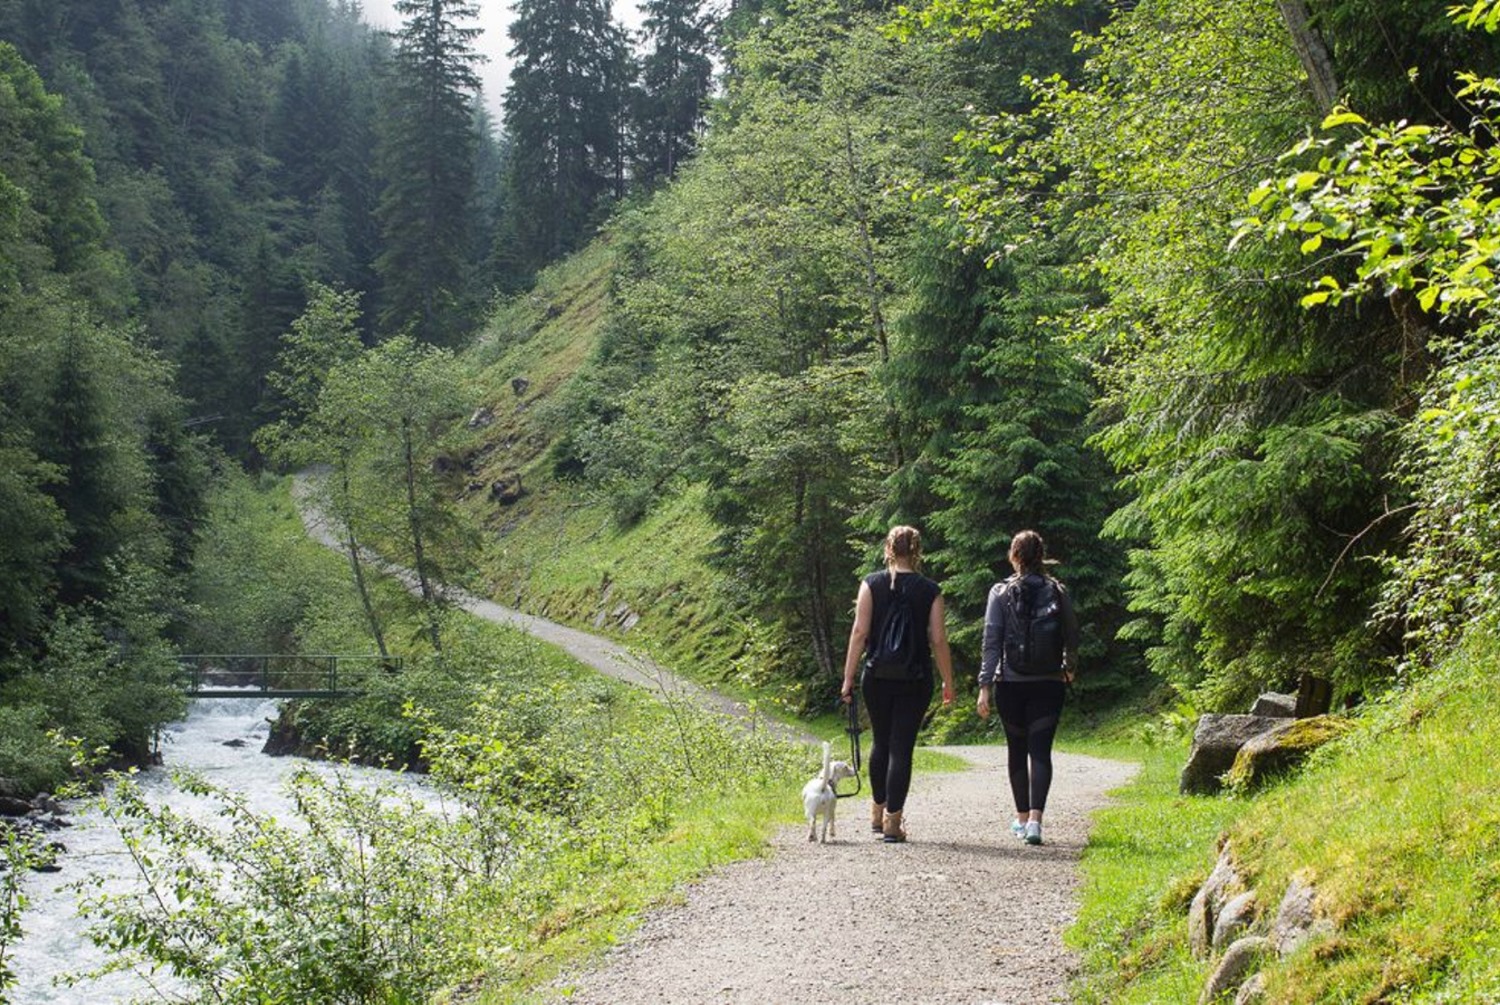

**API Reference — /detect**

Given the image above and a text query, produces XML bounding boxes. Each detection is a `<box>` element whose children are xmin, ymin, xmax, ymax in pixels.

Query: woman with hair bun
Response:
<box><xmin>977</xmin><ymin>529</ymin><xmax>1079</xmax><ymax>846</ymax></box>
<box><xmin>840</xmin><ymin>525</ymin><xmax>955</xmax><ymax>843</ymax></box>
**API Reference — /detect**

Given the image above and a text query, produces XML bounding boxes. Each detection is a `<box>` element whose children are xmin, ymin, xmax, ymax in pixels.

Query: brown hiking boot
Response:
<box><xmin>882</xmin><ymin>809</ymin><xmax>906</xmax><ymax>843</ymax></box>
<box><xmin>871</xmin><ymin>802</ymin><xmax>885</xmax><ymax>834</ymax></box>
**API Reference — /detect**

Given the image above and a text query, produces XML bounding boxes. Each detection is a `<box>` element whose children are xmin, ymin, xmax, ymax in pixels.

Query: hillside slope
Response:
<box><xmin>449</xmin><ymin>241</ymin><xmax>767</xmax><ymax>707</ymax></box>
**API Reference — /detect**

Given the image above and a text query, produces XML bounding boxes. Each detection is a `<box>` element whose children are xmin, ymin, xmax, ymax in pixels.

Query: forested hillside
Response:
<box><xmin>8</xmin><ymin>0</ymin><xmax>1500</xmax><ymax>999</ymax></box>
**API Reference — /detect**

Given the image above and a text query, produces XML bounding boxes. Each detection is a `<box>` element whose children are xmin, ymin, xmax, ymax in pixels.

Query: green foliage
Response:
<box><xmin>633</xmin><ymin>0</ymin><xmax>717</xmax><ymax>187</ymax></box>
<box><xmin>1240</xmin><ymin>10</ymin><xmax>1500</xmax><ymax>667</ymax></box>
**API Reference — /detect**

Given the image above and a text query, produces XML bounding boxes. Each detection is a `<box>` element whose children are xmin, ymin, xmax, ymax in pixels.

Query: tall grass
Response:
<box><xmin>1069</xmin><ymin>630</ymin><xmax>1500</xmax><ymax>1003</ymax></box>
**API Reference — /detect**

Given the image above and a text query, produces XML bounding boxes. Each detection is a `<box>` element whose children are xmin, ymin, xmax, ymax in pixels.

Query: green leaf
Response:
<box><xmin>1321</xmin><ymin>110</ymin><xmax>1367</xmax><ymax>129</ymax></box>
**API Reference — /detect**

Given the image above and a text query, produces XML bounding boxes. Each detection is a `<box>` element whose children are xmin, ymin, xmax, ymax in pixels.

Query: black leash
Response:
<box><xmin>834</xmin><ymin>688</ymin><xmax>863</xmax><ymax>799</ymax></box>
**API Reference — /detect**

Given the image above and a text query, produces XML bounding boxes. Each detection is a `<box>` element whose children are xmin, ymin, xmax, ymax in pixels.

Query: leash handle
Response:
<box><xmin>834</xmin><ymin>689</ymin><xmax>863</xmax><ymax>799</ymax></box>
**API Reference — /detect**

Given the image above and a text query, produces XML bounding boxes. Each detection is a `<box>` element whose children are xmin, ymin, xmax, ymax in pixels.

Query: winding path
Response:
<box><xmin>293</xmin><ymin>474</ymin><xmax>1138</xmax><ymax>1002</ymax></box>
<box><xmin>291</xmin><ymin>472</ymin><xmax>813</xmax><ymax>742</ymax></box>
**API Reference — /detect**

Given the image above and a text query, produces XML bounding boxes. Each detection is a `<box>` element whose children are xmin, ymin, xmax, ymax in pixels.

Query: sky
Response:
<box><xmin>358</xmin><ymin>0</ymin><xmax>646</xmax><ymax>118</ymax></box>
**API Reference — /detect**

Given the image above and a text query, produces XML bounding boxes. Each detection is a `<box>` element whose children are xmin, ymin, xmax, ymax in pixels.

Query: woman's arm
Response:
<box><xmin>928</xmin><ymin>593</ymin><xmax>955</xmax><ymax>706</ymax></box>
<box><xmin>977</xmin><ymin>585</ymin><xmax>1005</xmax><ymax>719</ymax></box>
<box><xmin>840</xmin><ymin>581</ymin><xmax>873</xmax><ymax>702</ymax></box>
<box><xmin>1059</xmin><ymin>582</ymin><xmax>1081</xmax><ymax>683</ymax></box>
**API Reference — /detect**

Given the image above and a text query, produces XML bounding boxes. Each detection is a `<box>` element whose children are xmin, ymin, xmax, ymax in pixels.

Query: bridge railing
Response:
<box><xmin>175</xmin><ymin>654</ymin><xmax>401</xmax><ymax>698</ymax></box>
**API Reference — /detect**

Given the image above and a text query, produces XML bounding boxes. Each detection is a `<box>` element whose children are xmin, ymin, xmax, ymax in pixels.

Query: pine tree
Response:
<box><xmin>374</xmin><ymin>0</ymin><xmax>484</xmax><ymax>345</ymax></box>
<box><xmin>632</xmin><ymin>0</ymin><xmax>716</xmax><ymax>187</ymax></box>
<box><xmin>501</xmin><ymin>0</ymin><xmax>631</xmax><ymax>274</ymax></box>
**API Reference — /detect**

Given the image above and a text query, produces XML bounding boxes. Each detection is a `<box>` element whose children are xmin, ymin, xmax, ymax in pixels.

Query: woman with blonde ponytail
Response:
<box><xmin>839</xmin><ymin>526</ymin><xmax>955</xmax><ymax>843</ymax></box>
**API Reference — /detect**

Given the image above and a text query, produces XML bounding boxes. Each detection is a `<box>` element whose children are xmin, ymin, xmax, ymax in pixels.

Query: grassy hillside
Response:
<box><xmin>1071</xmin><ymin>632</ymin><xmax>1500</xmax><ymax>1003</ymax></box>
<box><xmin>448</xmin><ymin>241</ymin><xmax>797</xmax><ymax>714</ymax></box>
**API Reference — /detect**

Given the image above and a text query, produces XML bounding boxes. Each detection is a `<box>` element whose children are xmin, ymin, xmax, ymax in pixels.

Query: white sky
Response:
<box><xmin>358</xmin><ymin>0</ymin><xmax>647</xmax><ymax>118</ymax></box>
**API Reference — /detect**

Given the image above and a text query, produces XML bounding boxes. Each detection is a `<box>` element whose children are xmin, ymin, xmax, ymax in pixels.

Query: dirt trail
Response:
<box><xmin>292</xmin><ymin>472</ymin><xmax>812</xmax><ymax>743</ymax></box>
<box><xmin>544</xmin><ymin>746</ymin><xmax>1137</xmax><ymax>1004</ymax></box>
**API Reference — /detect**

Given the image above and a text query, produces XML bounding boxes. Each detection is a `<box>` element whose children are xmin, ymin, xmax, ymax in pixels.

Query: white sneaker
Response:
<box><xmin>1024</xmin><ymin>820</ymin><xmax>1042</xmax><ymax>845</ymax></box>
<box><xmin>1010</xmin><ymin>820</ymin><xmax>1026</xmax><ymax>840</ymax></box>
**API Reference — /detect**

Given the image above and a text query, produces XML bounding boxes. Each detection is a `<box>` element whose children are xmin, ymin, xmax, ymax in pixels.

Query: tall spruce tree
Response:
<box><xmin>375</xmin><ymin>0</ymin><xmax>484</xmax><ymax>345</ymax></box>
<box><xmin>632</xmin><ymin>0</ymin><xmax>716</xmax><ymax>187</ymax></box>
<box><xmin>501</xmin><ymin>0</ymin><xmax>631</xmax><ymax>275</ymax></box>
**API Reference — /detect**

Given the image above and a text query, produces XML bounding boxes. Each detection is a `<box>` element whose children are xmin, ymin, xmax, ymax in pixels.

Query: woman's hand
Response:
<box><xmin>976</xmin><ymin>687</ymin><xmax>991</xmax><ymax>720</ymax></box>
<box><xmin>940</xmin><ymin>680</ymin><xmax>955</xmax><ymax>706</ymax></box>
<box><xmin>840</xmin><ymin>680</ymin><xmax>854</xmax><ymax>703</ymax></box>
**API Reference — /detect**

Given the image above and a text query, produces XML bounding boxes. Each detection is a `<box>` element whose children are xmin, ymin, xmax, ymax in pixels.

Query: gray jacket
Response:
<box><xmin>978</xmin><ymin>573</ymin><xmax>1079</xmax><ymax>687</ymax></box>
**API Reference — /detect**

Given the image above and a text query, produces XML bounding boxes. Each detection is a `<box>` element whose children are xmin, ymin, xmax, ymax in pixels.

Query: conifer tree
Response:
<box><xmin>632</xmin><ymin>0</ymin><xmax>716</xmax><ymax>187</ymax></box>
<box><xmin>501</xmin><ymin>0</ymin><xmax>631</xmax><ymax>274</ymax></box>
<box><xmin>375</xmin><ymin>0</ymin><xmax>484</xmax><ymax>345</ymax></box>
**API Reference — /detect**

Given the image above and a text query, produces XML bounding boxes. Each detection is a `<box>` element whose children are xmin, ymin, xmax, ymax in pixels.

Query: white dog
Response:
<box><xmin>802</xmin><ymin>740</ymin><xmax>857</xmax><ymax>843</ymax></box>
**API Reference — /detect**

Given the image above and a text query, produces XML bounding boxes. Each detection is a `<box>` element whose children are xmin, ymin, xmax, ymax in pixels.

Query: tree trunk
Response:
<box><xmin>1277</xmin><ymin>1</ymin><xmax>1340</xmax><ymax>114</ymax></box>
<box><xmin>401</xmin><ymin>416</ymin><xmax>443</xmax><ymax>654</ymax></box>
<box><xmin>338</xmin><ymin>461</ymin><xmax>388</xmax><ymax>659</ymax></box>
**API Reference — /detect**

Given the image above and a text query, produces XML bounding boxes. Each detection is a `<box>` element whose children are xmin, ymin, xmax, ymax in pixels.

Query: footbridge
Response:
<box><xmin>175</xmin><ymin>654</ymin><xmax>400</xmax><ymax>699</ymax></box>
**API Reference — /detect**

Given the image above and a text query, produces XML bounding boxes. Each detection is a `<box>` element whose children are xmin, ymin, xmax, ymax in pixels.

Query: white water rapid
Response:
<box><xmin>8</xmin><ymin>694</ymin><xmax>423</xmax><ymax>1003</ymax></box>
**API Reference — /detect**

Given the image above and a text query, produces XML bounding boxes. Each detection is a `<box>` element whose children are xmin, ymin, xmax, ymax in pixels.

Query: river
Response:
<box><xmin>8</xmin><ymin>693</ymin><xmax>419</xmax><ymax>1004</ymax></box>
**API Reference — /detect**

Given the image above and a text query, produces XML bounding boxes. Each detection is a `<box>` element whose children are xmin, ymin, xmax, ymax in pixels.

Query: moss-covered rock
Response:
<box><xmin>1225</xmin><ymin>715</ymin><xmax>1354</xmax><ymax>792</ymax></box>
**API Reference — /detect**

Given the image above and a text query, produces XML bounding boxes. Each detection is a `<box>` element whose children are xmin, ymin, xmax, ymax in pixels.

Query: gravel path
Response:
<box><xmin>291</xmin><ymin>471</ymin><xmax>812</xmax><ymax>743</ymax></box>
<box><xmin>544</xmin><ymin>746</ymin><xmax>1138</xmax><ymax>1005</ymax></box>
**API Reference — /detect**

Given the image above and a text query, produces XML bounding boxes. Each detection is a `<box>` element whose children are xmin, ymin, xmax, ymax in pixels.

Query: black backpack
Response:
<box><xmin>867</xmin><ymin>577</ymin><xmax>920</xmax><ymax>680</ymax></box>
<box><xmin>1005</xmin><ymin>577</ymin><xmax>1065</xmax><ymax>676</ymax></box>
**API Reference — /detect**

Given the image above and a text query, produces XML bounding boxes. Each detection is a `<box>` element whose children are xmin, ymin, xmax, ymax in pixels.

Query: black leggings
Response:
<box><xmin>861</xmin><ymin>674</ymin><xmax>933</xmax><ymax>813</ymax></box>
<box><xmin>996</xmin><ymin>679</ymin><xmax>1066</xmax><ymax>813</ymax></box>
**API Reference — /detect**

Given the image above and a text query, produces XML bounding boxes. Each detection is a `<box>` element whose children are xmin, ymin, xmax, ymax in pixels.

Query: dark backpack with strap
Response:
<box><xmin>867</xmin><ymin>576</ymin><xmax>920</xmax><ymax>680</ymax></box>
<box><xmin>1005</xmin><ymin>577</ymin><xmax>1065</xmax><ymax>676</ymax></box>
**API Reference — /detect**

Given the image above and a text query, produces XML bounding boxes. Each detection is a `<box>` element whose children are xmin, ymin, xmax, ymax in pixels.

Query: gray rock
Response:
<box><xmin>1271</xmin><ymin>874</ymin><xmax>1323</xmax><ymax>955</ymax></box>
<box><xmin>1212</xmin><ymin>891</ymin><xmax>1258</xmax><ymax>950</ymax></box>
<box><xmin>1181</xmin><ymin>714</ymin><xmax>1283</xmax><ymax>795</ymax></box>
<box><xmin>1199</xmin><ymin>936</ymin><xmax>1271</xmax><ymax>1005</ymax></box>
<box><xmin>1249</xmin><ymin>692</ymin><xmax>1297</xmax><ymax>718</ymax></box>
<box><xmin>0</xmin><ymin>796</ymin><xmax>33</xmax><ymax>817</ymax></box>
<box><xmin>1233</xmin><ymin>972</ymin><xmax>1267</xmax><ymax>1004</ymax></box>
<box><xmin>1189</xmin><ymin>845</ymin><xmax>1241</xmax><ymax>959</ymax></box>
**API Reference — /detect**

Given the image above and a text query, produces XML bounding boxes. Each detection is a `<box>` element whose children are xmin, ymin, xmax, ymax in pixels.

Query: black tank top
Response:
<box><xmin>863</xmin><ymin>571</ymin><xmax>942</xmax><ymax>676</ymax></box>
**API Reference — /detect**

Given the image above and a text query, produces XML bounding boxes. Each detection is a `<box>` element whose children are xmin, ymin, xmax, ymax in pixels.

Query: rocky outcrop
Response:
<box><xmin>1189</xmin><ymin>844</ymin><xmax>1244</xmax><ymax>958</ymax></box>
<box><xmin>1181</xmin><ymin>715</ymin><xmax>1283</xmax><ymax>794</ymax></box>
<box><xmin>1187</xmin><ymin>862</ymin><xmax>1334</xmax><ymax>1002</ymax></box>
<box><xmin>1224</xmin><ymin>716</ymin><xmax>1354</xmax><ymax>792</ymax></box>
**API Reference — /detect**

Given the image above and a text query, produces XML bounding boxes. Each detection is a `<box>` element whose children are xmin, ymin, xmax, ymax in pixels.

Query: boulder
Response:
<box><xmin>1199</xmin><ymin>936</ymin><xmax>1271</xmax><ymax>1005</ymax></box>
<box><xmin>0</xmin><ymin>796</ymin><xmax>33</xmax><ymax>817</ymax></box>
<box><xmin>1225</xmin><ymin>715</ymin><xmax>1354</xmax><ymax>792</ymax></box>
<box><xmin>1233</xmin><ymin>973</ymin><xmax>1267</xmax><ymax>1004</ymax></box>
<box><xmin>1189</xmin><ymin>844</ymin><xmax>1242</xmax><ymax>958</ymax></box>
<box><xmin>1212</xmin><ymin>891</ymin><xmax>1258</xmax><ymax>950</ymax></box>
<box><xmin>511</xmin><ymin>376</ymin><xmax>530</xmax><ymax>396</ymax></box>
<box><xmin>1180</xmin><ymin>714</ymin><xmax>1283</xmax><ymax>795</ymax></box>
<box><xmin>1271</xmin><ymin>873</ymin><xmax>1334</xmax><ymax>955</ymax></box>
<box><xmin>1249</xmin><ymin>692</ymin><xmax>1297</xmax><ymax>718</ymax></box>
